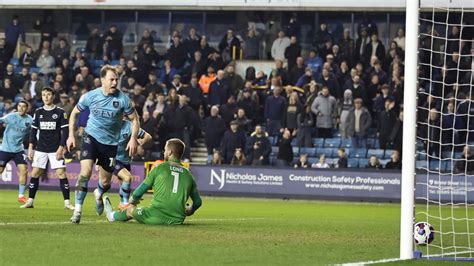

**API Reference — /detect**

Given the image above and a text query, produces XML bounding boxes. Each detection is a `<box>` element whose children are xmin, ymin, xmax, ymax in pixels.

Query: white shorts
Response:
<box><xmin>32</xmin><ymin>151</ymin><xmax>66</xmax><ymax>170</ymax></box>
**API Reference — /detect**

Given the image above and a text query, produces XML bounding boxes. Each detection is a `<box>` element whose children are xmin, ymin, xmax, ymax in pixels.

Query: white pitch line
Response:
<box><xmin>0</xmin><ymin>217</ymin><xmax>271</xmax><ymax>226</ymax></box>
<box><xmin>337</xmin><ymin>257</ymin><xmax>408</xmax><ymax>265</ymax></box>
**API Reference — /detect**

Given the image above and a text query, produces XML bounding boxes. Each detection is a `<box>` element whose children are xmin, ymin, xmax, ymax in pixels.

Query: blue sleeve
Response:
<box><xmin>0</xmin><ymin>114</ymin><xmax>10</xmax><ymax>124</ymax></box>
<box><xmin>122</xmin><ymin>95</ymin><xmax>135</xmax><ymax>116</ymax></box>
<box><xmin>138</xmin><ymin>128</ymin><xmax>146</xmax><ymax>139</ymax></box>
<box><xmin>77</xmin><ymin>93</ymin><xmax>91</xmax><ymax>112</ymax></box>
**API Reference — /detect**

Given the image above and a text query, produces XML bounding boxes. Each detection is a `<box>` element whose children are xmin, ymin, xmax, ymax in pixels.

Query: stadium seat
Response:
<box><xmin>95</xmin><ymin>59</ymin><xmax>105</xmax><ymax>68</ymax></box>
<box><xmin>324</xmin><ymin>138</ymin><xmax>341</xmax><ymax>148</ymax></box>
<box><xmin>300</xmin><ymin>147</ymin><xmax>316</xmax><ymax>156</ymax></box>
<box><xmin>350</xmin><ymin>148</ymin><xmax>367</xmax><ymax>158</ymax></box>
<box><xmin>312</xmin><ymin>138</ymin><xmax>325</xmax><ymax>147</ymax></box>
<box><xmin>367</xmin><ymin>128</ymin><xmax>377</xmax><ymax>138</ymax></box>
<box><xmin>429</xmin><ymin>161</ymin><xmax>443</xmax><ymax>171</ymax></box>
<box><xmin>9</xmin><ymin>58</ymin><xmax>19</xmax><ymax>67</ymax></box>
<box><xmin>418</xmin><ymin>152</ymin><xmax>427</xmax><ymax>160</ymax></box>
<box><xmin>307</xmin><ymin>157</ymin><xmax>318</xmax><ymax>165</ymax></box>
<box><xmin>330</xmin><ymin>148</ymin><xmax>340</xmax><ymax>158</ymax></box>
<box><xmin>384</xmin><ymin>149</ymin><xmax>396</xmax><ymax>159</ymax></box>
<box><xmin>347</xmin><ymin>158</ymin><xmax>359</xmax><ymax>168</ymax></box>
<box><xmin>332</xmin><ymin>128</ymin><xmax>341</xmax><ymax>138</ymax></box>
<box><xmin>379</xmin><ymin>159</ymin><xmax>390</xmax><ymax>167</ymax></box>
<box><xmin>292</xmin><ymin>147</ymin><xmax>300</xmax><ymax>156</ymax></box>
<box><xmin>366</xmin><ymin>138</ymin><xmax>376</xmax><ymax>149</ymax></box>
<box><xmin>271</xmin><ymin>146</ymin><xmax>279</xmax><ymax>156</ymax></box>
<box><xmin>341</xmin><ymin>139</ymin><xmax>352</xmax><ymax>148</ymax></box>
<box><xmin>443</xmin><ymin>161</ymin><xmax>452</xmax><ymax>172</ymax></box>
<box><xmin>368</xmin><ymin>149</ymin><xmax>384</xmax><ymax>158</ymax></box>
<box><xmin>416</xmin><ymin>160</ymin><xmax>428</xmax><ymax>169</ymax></box>
<box><xmin>326</xmin><ymin>158</ymin><xmax>337</xmax><ymax>167</ymax></box>
<box><xmin>291</xmin><ymin>138</ymin><xmax>297</xmax><ymax>146</ymax></box>
<box><xmin>29</xmin><ymin>67</ymin><xmax>40</xmax><ymax>73</ymax></box>
<box><xmin>416</xmin><ymin>141</ymin><xmax>425</xmax><ymax>151</ymax></box>
<box><xmin>316</xmin><ymin>148</ymin><xmax>333</xmax><ymax>157</ymax></box>
<box><xmin>358</xmin><ymin>158</ymin><xmax>368</xmax><ymax>168</ymax></box>
<box><xmin>110</xmin><ymin>60</ymin><xmax>120</xmax><ymax>66</ymax></box>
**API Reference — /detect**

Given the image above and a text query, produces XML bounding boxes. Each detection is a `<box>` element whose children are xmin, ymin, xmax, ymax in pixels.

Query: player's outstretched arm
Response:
<box><xmin>186</xmin><ymin>183</ymin><xmax>202</xmax><ymax>216</ymax></box>
<box><xmin>126</xmin><ymin>111</ymin><xmax>140</xmax><ymax>157</ymax></box>
<box><xmin>66</xmin><ymin>106</ymin><xmax>80</xmax><ymax>152</ymax></box>
<box><xmin>129</xmin><ymin>181</ymin><xmax>151</xmax><ymax>206</ymax></box>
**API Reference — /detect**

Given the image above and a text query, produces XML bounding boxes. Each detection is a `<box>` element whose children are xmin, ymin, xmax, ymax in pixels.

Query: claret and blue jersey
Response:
<box><xmin>116</xmin><ymin>120</ymin><xmax>145</xmax><ymax>164</ymax></box>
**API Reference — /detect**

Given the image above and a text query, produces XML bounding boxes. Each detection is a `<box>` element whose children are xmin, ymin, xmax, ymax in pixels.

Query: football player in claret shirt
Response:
<box><xmin>0</xmin><ymin>100</ymin><xmax>33</xmax><ymax>202</ymax></box>
<box><xmin>103</xmin><ymin>138</ymin><xmax>202</xmax><ymax>225</ymax></box>
<box><xmin>67</xmin><ymin>65</ymin><xmax>140</xmax><ymax>224</ymax></box>
<box><xmin>21</xmin><ymin>87</ymin><xmax>74</xmax><ymax>210</ymax></box>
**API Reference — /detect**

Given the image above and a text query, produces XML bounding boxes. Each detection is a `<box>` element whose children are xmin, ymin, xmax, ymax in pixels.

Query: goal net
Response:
<box><xmin>413</xmin><ymin>0</ymin><xmax>474</xmax><ymax>260</ymax></box>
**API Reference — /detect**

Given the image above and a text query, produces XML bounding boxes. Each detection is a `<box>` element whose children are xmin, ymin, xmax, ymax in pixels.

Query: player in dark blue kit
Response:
<box><xmin>114</xmin><ymin>119</ymin><xmax>152</xmax><ymax>209</ymax></box>
<box><xmin>67</xmin><ymin>65</ymin><xmax>140</xmax><ymax>224</ymax></box>
<box><xmin>20</xmin><ymin>87</ymin><xmax>74</xmax><ymax>210</ymax></box>
<box><xmin>0</xmin><ymin>101</ymin><xmax>33</xmax><ymax>202</ymax></box>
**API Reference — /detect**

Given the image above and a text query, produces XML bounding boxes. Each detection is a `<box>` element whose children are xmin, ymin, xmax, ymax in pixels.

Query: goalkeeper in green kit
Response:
<box><xmin>103</xmin><ymin>138</ymin><xmax>202</xmax><ymax>225</ymax></box>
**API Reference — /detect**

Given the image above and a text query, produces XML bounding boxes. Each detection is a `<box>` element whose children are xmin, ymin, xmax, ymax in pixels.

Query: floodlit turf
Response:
<box><xmin>0</xmin><ymin>189</ymin><xmax>466</xmax><ymax>265</ymax></box>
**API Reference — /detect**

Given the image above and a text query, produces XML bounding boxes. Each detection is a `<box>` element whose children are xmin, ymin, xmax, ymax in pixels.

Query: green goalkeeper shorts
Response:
<box><xmin>132</xmin><ymin>207</ymin><xmax>184</xmax><ymax>225</ymax></box>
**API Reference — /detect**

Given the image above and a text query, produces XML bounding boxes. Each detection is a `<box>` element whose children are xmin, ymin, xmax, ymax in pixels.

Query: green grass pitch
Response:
<box><xmin>0</xmin><ymin>189</ymin><xmax>466</xmax><ymax>265</ymax></box>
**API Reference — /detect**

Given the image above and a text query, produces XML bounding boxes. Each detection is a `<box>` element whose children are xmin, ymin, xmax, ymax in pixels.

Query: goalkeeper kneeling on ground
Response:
<box><xmin>103</xmin><ymin>138</ymin><xmax>202</xmax><ymax>225</ymax></box>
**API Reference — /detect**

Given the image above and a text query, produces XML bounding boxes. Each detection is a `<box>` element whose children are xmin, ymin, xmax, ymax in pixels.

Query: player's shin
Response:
<box><xmin>119</xmin><ymin>181</ymin><xmax>131</xmax><ymax>205</ymax></box>
<box><xmin>74</xmin><ymin>176</ymin><xmax>89</xmax><ymax>213</ymax></box>
<box><xmin>28</xmin><ymin>177</ymin><xmax>39</xmax><ymax>200</ymax></box>
<box><xmin>113</xmin><ymin>210</ymin><xmax>130</xmax><ymax>221</ymax></box>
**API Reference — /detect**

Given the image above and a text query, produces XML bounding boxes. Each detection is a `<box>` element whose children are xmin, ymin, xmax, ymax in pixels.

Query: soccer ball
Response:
<box><xmin>414</xmin><ymin>221</ymin><xmax>435</xmax><ymax>245</ymax></box>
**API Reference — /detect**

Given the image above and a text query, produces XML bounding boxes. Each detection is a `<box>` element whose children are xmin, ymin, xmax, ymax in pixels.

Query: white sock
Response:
<box><xmin>75</xmin><ymin>204</ymin><xmax>82</xmax><ymax>213</ymax></box>
<box><xmin>64</xmin><ymin>199</ymin><xmax>71</xmax><ymax>205</ymax></box>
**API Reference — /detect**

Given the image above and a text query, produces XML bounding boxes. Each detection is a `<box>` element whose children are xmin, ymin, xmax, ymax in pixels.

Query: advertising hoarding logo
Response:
<box><xmin>210</xmin><ymin>169</ymin><xmax>225</xmax><ymax>190</ymax></box>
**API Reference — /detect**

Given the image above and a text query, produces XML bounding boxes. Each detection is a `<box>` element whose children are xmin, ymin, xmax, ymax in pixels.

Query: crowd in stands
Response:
<box><xmin>0</xmin><ymin>12</ymin><xmax>472</xmax><ymax>170</ymax></box>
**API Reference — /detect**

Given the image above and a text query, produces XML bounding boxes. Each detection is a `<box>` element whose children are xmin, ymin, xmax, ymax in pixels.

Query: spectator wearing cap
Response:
<box><xmin>339</xmin><ymin>89</ymin><xmax>353</xmax><ymax>139</ymax></box>
<box><xmin>199</xmin><ymin>66</ymin><xmax>216</xmax><ymax>94</ymax></box>
<box><xmin>246</xmin><ymin>125</ymin><xmax>272</xmax><ymax>166</ymax></box>
<box><xmin>378</xmin><ymin>98</ymin><xmax>397</xmax><ymax>149</ymax></box>
<box><xmin>311</xmin><ymin>86</ymin><xmax>337</xmax><ymax>138</ymax></box>
<box><xmin>305</xmin><ymin>49</ymin><xmax>323</xmax><ymax>80</ymax></box>
<box><xmin>208</xmin><ymin>70</ymin><xmax>231</xmax><ymax>107</ymax></box>
<box><xmin>373</xmin><ymin>84</ymin><xmax>391</xmax><ymax>114</ymax></box>
<box><xmin>264</xmin><ymin>86</ymin><xmax>287</xmax><ymax>136</ymax></box>
<box><xmin>57</xmin><ymin>93</ymin><xmax>73</xmax><ymax>117</ymax></box>
<box><xmin>170</xmin><ymin>74</ymin><xmax>183</xmax><ymax>93</ymax></box>
<box><xmin>271</xmin><ymin>30</ymin><xmax>291</xmax><ymax>61</ymax></box>
<box><xmin>345</xmin><ymin>98</ymin><xmax>372</xmax><ymax>148</ymax></box>
<box><xmin>221</xmin><ymin>120</ymin><xmax>247</xmax><ymax>164</ymax></box>
<box><xmin>203</xmin><ymin>105</ymin><xmax>227</xmax><ymax>163</ymax></box>
<box><xmin>325</xmin><ymin>54</ymin><xmax>340</xmax><ymax>74</ymax></box>
<box><xmin>285</xmin><ymin>36</ymin><xmax>302</xmax><ymax>71</ymax></box>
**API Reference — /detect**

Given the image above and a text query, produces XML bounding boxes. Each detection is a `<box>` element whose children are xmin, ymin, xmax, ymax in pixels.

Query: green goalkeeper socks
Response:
<box><xmin>113</xmin><ymin>210</ymin><xmax>129</xmax><ymax>221</ymax></box>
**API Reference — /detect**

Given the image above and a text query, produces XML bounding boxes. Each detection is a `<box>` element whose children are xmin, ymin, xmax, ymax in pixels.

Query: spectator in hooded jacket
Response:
<box><xmin>345</xmin><ymin>98</ymin><xmax>372</xmax><ymax>148</ymax></box>
<box><xmin>311</xmin><ymin>86</ymin><xmax>337</xmax><ymax>138</ymax></box>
